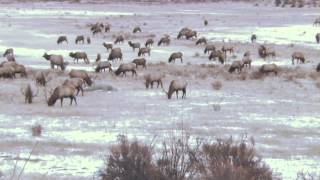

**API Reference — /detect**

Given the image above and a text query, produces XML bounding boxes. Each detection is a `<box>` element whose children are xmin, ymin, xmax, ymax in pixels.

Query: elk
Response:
<box><xmin>259</xmin><ymin>64</ymin><xmax>278</xmax><ymax>75</ymax></box>
<box><xmin>114</xmin><ymin>63</ymin><xmax>137</xmax><ymax>77</ymax></box>
<box><xmin>228</xmin><ymin>60</ymin><xmax>244</xmax><ymax>73</ymax></box>
<box><xmin>168</xmin><ymin>52</ymin><xmax>183</xmax><ymax>63</ymax></box>
<box><xmin>21</xmin><ymin>84</ymin><xmax>39</xmax><ymax>104</ymax></box>
<box><xmin>144</xmin><ymin>73</ymin><xmax>164</xmax><ymax>89</ymax></box>
<box><xmin>87</xmin><ymin>37</ymin><xmax>91</xmax><ymax>44</ymax></box>
<box><xmin>108</xmin><ymin>48</ymin><xmax>123</xmax><ymax>62</ymax></box>
<box><xmin>69</xmin><ymin>69</ymin><xmax>93</xmax><ymax>86</ymax></box>
<box><xmin>209</xmin><ymin>50</ymin><xmax>225</xmax><ymax>64</ymax></box>
<box><xmin>43</xmin><ymin>53</ymin><xmax>66</xmax><ymax>71</ymax></box>
<box><xmin>221</xmin><ymin>46</ymin><xmax>234</xmax><ymax>55</ymax></box>
<box><xmin>75</xmin><ymin>35</ymin><xmax>85</xmax><ymax>44</ymax></box>
<box><xmin>63</xmin><ymin>78</ymin><xmax>85</xmax><ymax>96</ymax></box>
<box><xmin>96</xmin><ymin>53</ymin><xmax>101</xmax><ymax>62</ymax></box>
<box><xmin>35</xmin><ymin>71</ymin><xmax>47</xmax><ymax>86</ymax></box>
<box><xmin>114</xmin><ymin>35</ymin><xmax>124</xmax><ymax>44</ymax></box>
<box><xmin>158</xmin><ymin>36</ymin><xmax>170</xmax><ymax>46</ymax></box>
<box><xmin>1</xmin><ymin>61</ymin><xmax>27</xmax><ymax>77</ymax></box>
<box><xmin>95</xmin><ymin>61</ymin><xmax>112</xmax><ymax>72</ymax></box>
<box><xmin>145</xmin><ymin>38</ymin><xmax>154</xmax><ymax>47</ymax></box>
<box><xmin>132</xmin><ymin>58</ymin><xmax>146</xmax><ymax>69</ymax></box>
<box><xmin>128</xmin><ymin>41</ymin><xmax>141</xmax><ymax>51</ymax></box>
<box><xmin>138</xmin><ymin>47</ymin><xmax>151</xmax><ymax>57</ymax></box>
<box><xmin>251</xmin><ymin>34</ymin><xmax>257</xmax><ymax>43</ymax></box>
<box><xmin>204</xmin><ymin>44</ymin><xmax>216</xmax><ymax>54</ymax></box>
<box><xmin>47</xmin><ymin>85</ymin><xmax>77</xmax><ymax>107</ymax></box>
<box><xmin>3</xmin><ymin>48</ymin><xmax>14</xmax><ymax>57</ymax></box>
<box><xmin>177</xmin><ymin>27</ymin><xmax>192</xmax><ymax>39</ymax></box>
<box><xmin>133</xmin><ymin>26</ymin><xmax>142</xmax><ymax>33</ymax></box>
<box><xmin>57</xmin><ymin>36</ymin><xmax>68</xmax><ymax>44</ymax></box>
<box><xmin>103</xmin><ymin>42</ymin><xmax>113</xmax><ymax>51</ymax></box>
<box><xmin>316</xmin><ymin>33</ymin><xmax>320</xmax><ymax>44</ymax></box>
<box><xmin>292</xmin><ymin>52</ymin><xmax>305</xmax><ymax>65</ymax></box>
<box><xmin>69</xmin><ymin>52</ymin><xmax>90</xmax><ymax>64</ymax></box>
<box><xmin>196</xmin><ymin>37</ymin><xmax>207</xmax><ymax>45</ymax></box>
<box><xmin>162</xmin><ymin>80</ymin><xmax>187</xmax><ymax>99</ymax></box>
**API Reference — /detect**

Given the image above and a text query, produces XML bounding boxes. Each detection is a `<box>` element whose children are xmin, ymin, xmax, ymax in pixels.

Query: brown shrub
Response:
<box><xmin>211</xmin><ymin>81</ymin><xmax>222</xmax><ymax>90</ymax></box>
<box><xmin>199</xmin><ymin>137</ymin><xmax>273</xmax><ymax>180</ymax></box>
<box><xmin>31</xmin><ymin>124</ymin><xmax>43</xmax><ymax>137</ymax></box>
<box><xmin>99</xmin><ymin>135</ymin><xmax>162</xmax><ymax>180</ymax></box>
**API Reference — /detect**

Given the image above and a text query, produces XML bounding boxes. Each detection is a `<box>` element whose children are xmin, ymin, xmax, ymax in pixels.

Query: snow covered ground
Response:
<box><xmin>0</xmin><ymin>1</ymin><xmax>319</xmax><ymax>179</ymax></box>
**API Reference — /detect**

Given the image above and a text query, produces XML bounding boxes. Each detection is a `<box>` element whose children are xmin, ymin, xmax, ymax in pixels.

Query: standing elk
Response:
<box><xmin>292</xmin><ymin>52</ymin><xmax>305</xmax><ymax>65</ymax></box>
<box><xmin>128</xmin><ymin>41</ymin><xmax>141</xmax><ymax>51</ymax></box>
<box><xmin>251</xmin><ymin>34</ymin><xmax>257</xmax><ymax>43</ymax></box>
<box><xmin>221</xmin><ymin>46</ymin><xmax>234</xmax><ymax>55</ymax></box>
<box><xmin>132</xmin><ymin>58</ymin><xmax>146</xmax><ymax>69</ymax></box>
<box><xmin>204</xmin><ymin>19</ymin><xmax>208</xmax><ymax>26</ymax></box>
<box><xmin>3</xmin><ymin>48</ymin><xmax>14</xmax><ymax>57</ymax></box>
<box><xmin>69</xmin><ymin>52</ymin><xmax>90</xmax><ymax>64</ymax></box>
<box><xmin>69</xmin><ymin>69</ymin><xmax>93</xmax><ymax>86</ymax></box>
<box><xmin>108</xmin><ymin>48</ymin><xmax>123</xmax><ymax>62</ymax></box>
<box><xmin>47</xmin><ymin>85</ymin><xmax>77</xmax><ymax>107</ymax></box>
<box><xmin>168</xmin><ymin>52</ymin><xmax>183</xmax><ymax>63</ymax></box>
<box><xmin>105</xmin><ymin>24</ymin><xmax>111</xmax><ymax>32</ymax></box>
<box><xmin>144</xmin><ymin>73</ymin><xmax>164</xmax><ymax>89</ymax></box>
<box><xmin>96</xmin><ymin>53</ymin><xmax>101</xmax><ymax>62</ymax></box>
<box><xmin>162</xmin><ymin>80</ymin><xmax>187</xmax><ymax>99</ymax></box>
<box><xmin>21</xmin><ymin>84</ymin><xmax>39</xmax><ymax>104</ymax></box>
<box><xmin>35</xmin><ymin>71</ymin><xmax>47</xmax><ymax>86</ymax></box>
<box><xmin>0</xmin><ymin>66</ymin><xmax>15</xmax><ymax>78</ymax></box>
<box><xmin>95</xmin><ymin>61</ymin><xmax>112</xmax><ymax>72</ymax></box>
<box><xmin>103</xmin><ymin>42</ymin><xmax>113</xmax><ymax>51</ymax></box>
<box><xmin>114</xmin><ymin>63</ymin><xmax>137</xmax><ymax>77</ymax></box>
<box><xmin>138</xmin><ymin>47</ymin><xmax>151</xmax><ymax>57</ymax></box>
<box><xmin>242</xmin><ymin>56</ymin><xmax>252</xmax><ymax>68</ymax></box>
<box><xmin>87</xmin><ymin>37</ymin><xmax>91</xmax><ymax>44</ymax></box>
<box><xmin>43</xmin><ymin>53</ymin><xmax>67</xmax><ymax>71</ymax></box>
<box><xmin>57</xmin><ymin>36</ymin><xmax>68</xmax><ymax>44</ymax></box>
<box><xmin>209</xmin><ymin>50</ymin><xmax>225</xmax><ymax>64</ymax></box>
<box><xmin>145</xmin><ymin>38</ymin><xmax>154</xmax><ymax>47</ymax></box>
<box><xmin>316</xmin><ymin>33</ymin><xmax>320</xmax><ymax>44</ymax></box>
<box><xmin>63</xmin><ymin>78</ymin><xmax>85</xmax><ymax>96</ymax></box>
<box><xmin>177</xmin><ymin>27</ymin><xmax>192</xmax><ymax>39</ymax></box>
<box><xmin>1</xmin><ymin>61</ymin><xmax>27</xmax><ymax>77</ymax></box>
<box><xmin>229</xmin><ymin>60</ymin><xmax>244</xmax><ymax>73</ymax></box>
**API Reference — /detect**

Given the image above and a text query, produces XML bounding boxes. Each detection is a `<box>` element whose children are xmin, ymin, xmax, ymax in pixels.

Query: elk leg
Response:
<box><xmin>182</xmin><ymin>88</ymin><xmax>186</xmax><ymax>99</ymax></box>
<box><xmin>176</xmin><ymin>91</ymin><xmax>178</xmax><ymax>99</ymax></box>
<box><xmin>73</xmin><ymin>96</ymin><xmax>77</xmax><ymax>105</ymax></box>
<box><xmin>60</xmin><ymin>98</ymin><xmax>63</xmax><ymax>107</ymax></box>
<box><xmin>151</xmin><ymin>82</ymin><xmax>154</xmax><ymax>89</ymax></box>
<box><xmin>70</xmin><ymin>97</ymin><xmax>73</xmax><ymax>105</ymax></box>
<box><xmin>80</xmin><ymin>86</ymin><xmax>84</xmax><ymax>96</ymax></box>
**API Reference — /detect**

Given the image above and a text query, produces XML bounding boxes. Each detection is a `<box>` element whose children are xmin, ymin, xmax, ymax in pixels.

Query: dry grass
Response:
<box><xmin>31</xmin><ymin>124</ymin><xmax>43</xmax><ymax>137</ymax></box>
<box><xmin>211</xmin><ymin>80</ymin><xmax>222</xmax><ymax>90</ymax></box>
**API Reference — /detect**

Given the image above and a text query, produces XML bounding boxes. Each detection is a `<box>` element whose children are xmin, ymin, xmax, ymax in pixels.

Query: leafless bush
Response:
<box><xmin>31</xmin><ymin>124</ymin><xmax>43</xmax><ymax>137</ymax></box>
<box><xmin>211</xmin><ymin>80</ymin><xmax>222</xmax><ymax>90</ymax></box>
<box><xmin>156</xmin><ymin>134</ymin><xmax>202</xmax><ymax>180</ymax></box>
<box><xmin>99</xmin><ymin>135</ymin><xmax>162</xmax><ymax>180</ymax></box>
<box><xmin>199</xmin><ymin>137</ymin><xmax>273</xmax><ymax>180</ymax></box>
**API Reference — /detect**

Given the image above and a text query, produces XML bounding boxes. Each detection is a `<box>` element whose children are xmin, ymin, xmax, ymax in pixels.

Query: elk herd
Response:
<box><xmin>1</xmin><ymin>17</ymin><xmax>320</xmax><ymax>107</ymax></box>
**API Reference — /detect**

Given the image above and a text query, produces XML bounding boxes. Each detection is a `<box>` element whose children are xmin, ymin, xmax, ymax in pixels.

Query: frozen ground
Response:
<box><xmin>0</xmin><ymin>1</ymin><xmax>320</xmax><ymax>180</ymax></box>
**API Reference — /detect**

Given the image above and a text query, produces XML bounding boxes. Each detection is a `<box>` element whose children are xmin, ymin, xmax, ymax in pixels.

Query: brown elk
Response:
<box><xmin>47</xmin><ymin>85</ymin><xmax>77</xmax><ymax>107</ymax></box>
<box><xmin>133</xmin><ymin>26</ymin><xmax>142</xmax><ymax>33</ymax></box>
<box><xmin>221</xmin><ymin>46</ymin><xmax>234</xmax><ymax>55</ymax></box>
<box><xmin>3</xmin><ymin>48</ymin><xmax>13</xmax><ymax>57</ymax></box>
<box><xmin>103</xmin><ymin>42</ymin><xmax>113</xmax><ymax>51</ymax></box>
<box><xmin>108</xmin><ymin>48</ymin><xmax>123</xmax><ymax>61</ymax></box>
<box><xmin>196</xmin><ymin>37</ymin><xmax>207</xmax><ymax>45</ymax></box>
<box><xmin>43</xmin><ymin>53</ymin><xmax>66</xmax><ymax>71</ymax></box>
<box><xmin>168</xmin><ymin>52</ymin><xmax>183</xmax><ymax>63</ymax></box>
<box><xmin>21</xmin><ymin>84</ymin><xmax>39</xmax><ymax>104</ymax></box>
<box><xmin>292</xmin><ymin>52</ymin><xmax>305</xmax><ymax>65</ymax></box>
<box><xmin>69</xmin><ymin>52</ymin><xmax>90</xmax><ymax>64</ymax></box>
<box><xmin>209</xmin><ymin>50</ymin><xmax>225</xmax><ymax>64</ymax></box>
<box><xmin>144</xmin><ymin>73</ymin><xmax>164</xmax><ymax>89</ymax></box>
<box><xmin>162</xmin><ymin>80</ymin><xmax>187</xmax><ymax>99</ymax></box>
<box><xmin>229</xmin><ymin>60</ymin><xmax>244</xmax><ymax>73</ymax></box>
<box><xmin>132</xmin><ymin>58</ymin><xmax>146</xmax><ymax>69</ymax></box>
<box><xmin>128</xmin><ymin>41</ymin><xmax>141</xmax><ymax>51</ymax></box>
<box><xmin>259</xmin><ymin>64</ymin><xmax>278</xmax><ymax>75</ymax></box>
<box><xmin>114</xmin><ymin>35</ymin><xmax>124</xmax><ymax>44</ymax></box>
<box><xmin>57</xmin><ymin>36</ymin><xmax>68</xmax><ymax>44</ymax></box>
<box><xmin>158</xmin><ymin>36</ymin><xmax>170</xmax><ymax>46</ymax></box>
<box><xmin>204</xmin><ymin>44</ymin><xmax>216</xmax><ymax>54</ymax></box>
<box><xmin>75</xmin><ymin>35</ymin><xmax>85</xmax><ymax>44</ymax></box>
<box><xmin>145</xmin><ymin>38</ymin><xmax>154</xmax><ymax>47</ymax></box>
<box><xmin>251</xmin><ymin>34</ymin><xmax>257</xmax><ymax>43</ymax></box>
<box><xmin>35</xmin><ymin>71</ymin><xmax>47</xmax><ymax>86</ymax></box>
<box><xmin>316</xmin><ymin>33</ymin><xmax>320</xmax><ymax>44</ymax></box>
<box><xmin>69</xmin><ymin>69</ymin><xmax>93</xmax><ymax>86</ymax></box>
<box><xmin>138</xmin><ymin>47</ymin><xmax>151</xmax><ymax>57</ymax></box>
<box><xmin>63</xmin><ymin>78</ymin><xmax>85</xmax><ymax>96</ymax></box>
<box><xmin>95</xmin><ymin>61</ymin><xmax>112</xmax><ymax>72</ymax></box>
<box><xmin>114</xmin><ymin>63</ymin><xmax>137</xmax><ymax>77</ymax></box>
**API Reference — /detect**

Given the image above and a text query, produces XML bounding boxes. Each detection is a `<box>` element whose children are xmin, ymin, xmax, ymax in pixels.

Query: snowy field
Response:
<box><xmin>0</xmin><ymin>1</ymin><xmax>320</xmax><ymax>179</ymax></box>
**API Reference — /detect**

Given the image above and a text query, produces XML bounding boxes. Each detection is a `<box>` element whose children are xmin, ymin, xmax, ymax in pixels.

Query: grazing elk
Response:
<box><xmin>63</xmin><ymin>78</ymin><xmax>85</xmax><ymax>96</ymax></box>
<box><xmin>75</xmin><ymin>35</ymin><xmax>85</xmax><ymax>44</ymax></box>
<box><xmin>114</xmin><ymin>35</ymin><xmax>124</xmax><ymax>44</ymax></box>
<box><xmin>259</xmin><ymin>64</ymin><xmax>278</xmax><ymax>75</ymax></box>
<box><xmin>316</xmin><ymin>33</ymin><xmax>320</xmax><ymax>44</ymax></box>
<box><xmin>47</xmin><ymin>85</ymin><xmax>77</xmax><ymax>107</ymax></box>
<box><xmin>204</xmin><ymin>44</ymin><xmax>216</xmax><ymax>54</ymax></box>
<box><xmin>93</xmin><ymin>28</ymin><xmax>102</xmax><ymax>35</ymax></box>
<box><xmin>128</xmin><ymin>41</ymin><xmax>141</xmax><ymax>51</ymax></box>
<box><xmin>221</xmin><ymin>46</ymin><xmax>234</xmax><ymax>55</ymax></box>
<box><xmin>196</xmin><ymin>37</ymin><xmax>207</xmax><ymax>45</ymax></box>
<box><xmin>144</xmin><ymin>73</ymin><xmax>164</xmax><ymax>89</ymax></box>
<box><xmin>42</xmin><ymin>63</ymin><xmax>53</xmax><ymax>77</ymax></box>
<box><xmin>177</xmin><ymin>27</ymin><xmax>192</xmax><ymax>39</ymax></box>
<box><xmin>57</xmin><ymin>36</ymin><xmax>68</xmax><ymax>44</ymax></box>
<box><xmin>292</xmin><ymin>52</ymin><xmax>305</xmax><ymax>65</ymax></box>
<box><xmin>138</xmin><ymin>47</ymin><xmax>151</xmax><ymax>57</ymax></box>
<box><xmin>3</xmin><ymin>48</ymin><xmax>13</xmax><ymax>57</ymax></box>
<box><xmin>145</xmin><ymin>38</ymin><xmax>154</xmax><ymax>47</ymax></box>
<box><xmin>163</xmin><ymin>80</ymin><xmax>187</xmax><ymax>99</ymax></box>
<box><xmin>133</xmin><ymin>26</ymin><xmax>142</xmax><ymax>33</ymax></box>
<box><xmin>251</xmin><ymin>34</ymin><xmax>257</xmax><ymax>43</ymax></box>
<box><xmin>69</xmin><ymin>52</ymin><xmax>90</xmax><ymax>64</ymax></box>
<box><xmin>258</xmin><ymin>45</ymin><xmax>276</xmax><ymax>59</ymax></box>
<box><xmin>114</xmin><ymin>63</ymin><xmax>137</xmax><ymax>77</ymax></box>
<box><xmin>103</xmin><ymin>42</ymin><xmax>113</xmax><ymax>51</ymax></box>
<box><xmin>95</xmin><ymin>61</ymin><xmax>112</xmax><ymax>72</ymax></box>
<box><xmin>69</xmin><ymin>69</ymin><xmax>93</xmax><ymax>86</ymax></box>
<box><xmin>0</xmin><ymin>66</ymin><xmax>15</xmax><ymax>78</ymax></box>
<box><xmin>132</xmin><ymin>58</ymin><xmax>146</xmax><ymax>69</ymax></box>
<box><xmin>229</xmin><ymin>60</ymin><xmax>244</xmax><ymax>73</ymax></box>
<box><xmin>108</xmin><ymin>48</ymin><xmax>123</xmax><ymax>62</ymax></box>
<box><xmin>21</xmin><ymin>84</ymin><xmax>38</xmax><ymax>104</ymax></box>
<box><xmin>158</xmin><ymin>36</ymin><xmax>170</xmax><ymax>46</ymax></box>
<box><xmin>168</xmin><ymin>52</ymin><xmax>183</xmax><ymax>63</ymax></box>
<box><xmin>209</xmin><ymin>50</ymin><xmax>225</xmax><ymax>64</ymax></box>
